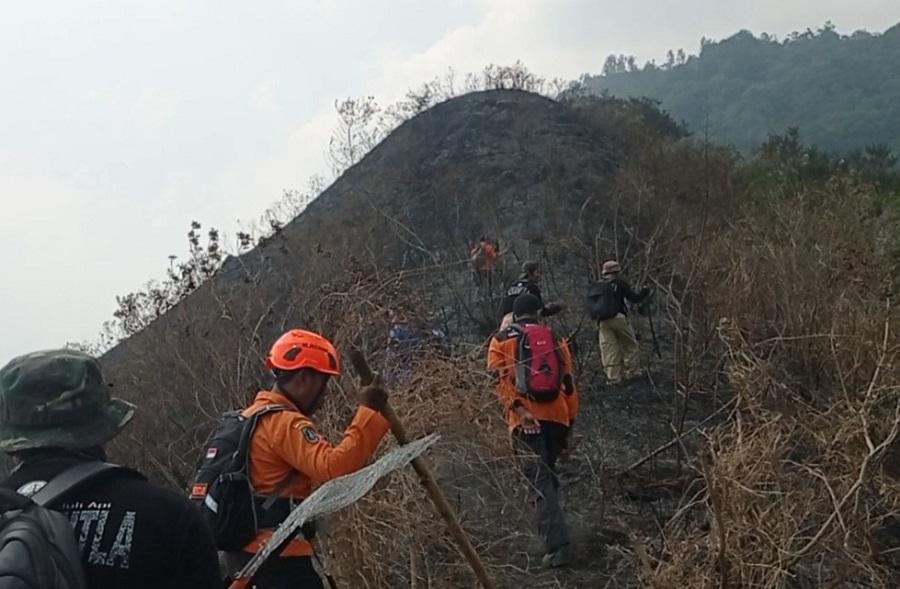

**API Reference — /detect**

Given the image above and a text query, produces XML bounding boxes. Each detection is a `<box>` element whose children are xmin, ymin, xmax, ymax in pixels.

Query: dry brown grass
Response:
<box><xmin>94</xmin><ymin>102</ymin><xmax>900</xmax><ymax>588</ymax></box>
<box><xmin>642</xmin><ymin>177</ymin><xmax>900</xmax><ymax>588</ymax></box>
<box><xmin>105</xmin><ymin>261</ymin><xmax>553</xmax><ymax>588</ymax></box>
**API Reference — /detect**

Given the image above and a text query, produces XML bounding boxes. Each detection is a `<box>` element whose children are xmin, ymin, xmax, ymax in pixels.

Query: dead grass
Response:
<box><xmin>95</xmin><ymin>103</ymin><xmax>900</xmax><ymax>588</ymax></box>
<box><xmin>642</xmin><ymin>177</ymin><xmax>900</xmax><ymax>588</ymax></box>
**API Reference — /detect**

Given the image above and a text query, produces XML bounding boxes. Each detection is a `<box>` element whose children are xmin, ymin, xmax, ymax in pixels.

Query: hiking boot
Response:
<box><xmin>542</xmin><ymin>546</ymin><xmax>569</xmax><ymax>569</ymax></box>
<box><xmin>606</xmin><ymin>378</ymin><xmax>623</xmax><ymax>386</ymax></box>
<box><xmin>624</xmin><ymin>369</ymin><xmax>643</xmax><ymax>380</ymax></box>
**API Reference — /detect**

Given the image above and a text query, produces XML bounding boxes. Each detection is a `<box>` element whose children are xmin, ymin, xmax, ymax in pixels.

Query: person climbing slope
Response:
<box><xmin>498</xmin><ymin>261</ymin><xmax>563</xmax><ymax>329</ymax></box>
<box><xmin>586</xmin><ymin>260</ymin><xmax>650</xmax><ymax>384</ymax></box>
<box><xmin>487</xmin><ymin>294</ymin><xmax>578</xmax><ymax>568</ymax></box>
<box><xmin>192</xmin><ymin>329</ymin><xmax>391</xmax><ymax>589</ymax></box>
<box><xmin>470</xmin><ymin>236</ymin><xmax>498</xmax><ymax>287</ymax></box>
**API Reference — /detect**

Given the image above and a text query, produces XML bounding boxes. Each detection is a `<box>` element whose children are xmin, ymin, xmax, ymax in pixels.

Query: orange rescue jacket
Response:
<box><xmin>487</xmin><ymin>324</ymin><xmax>579</xmax><ymax>431</ymax></box>
<box><xmin>241</xmin><ymin>390</ymin><xmax>390</xmax><ymax>556</ymax></box>
<box><xmin>471</xmin><ymin>242</ymin><xmax>498</xmax><ymax>271</ymax></box>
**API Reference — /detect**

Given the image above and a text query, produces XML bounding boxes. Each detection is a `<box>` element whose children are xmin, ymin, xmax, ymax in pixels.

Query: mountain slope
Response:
<box><xmin>96</xmin><ymin>88</ymin><xmax>900</xmax><ymax>587</ymax></box>
<box><xmin>104</xmin><ymin>89</ymin><xmax>626</xmax><ymax>376</ymax></box>
<box><xmin>97</xmin><ymin>89</ymin><xmax>714</xmax><ymax>588</ymax></box>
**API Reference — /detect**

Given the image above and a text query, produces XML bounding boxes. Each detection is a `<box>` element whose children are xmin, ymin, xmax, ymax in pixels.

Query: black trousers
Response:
<box><xmin>223</xmin><ymin>554</ymin><xmax>324</xmax><ymax>589</ymax></box>
<box><xmin>514</xmin><ymin>420</ymin><xmax>571</xmax><ymax>552</ymax></box>
<box><xmin>255</xmin><ymin>556</ymin><xmax>324</xmax><ymax>589</ymax></box>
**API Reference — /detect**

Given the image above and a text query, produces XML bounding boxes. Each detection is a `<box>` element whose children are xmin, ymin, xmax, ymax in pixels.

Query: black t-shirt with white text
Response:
<box><xmin>498</xmin><ymin>280</ymin><xmax>544</xmax><ymax>317</ymax></box>
<box><xmin>3</xmin><ymin>457</ymin><xmax>221</xmax><ymax>589</ymax></box>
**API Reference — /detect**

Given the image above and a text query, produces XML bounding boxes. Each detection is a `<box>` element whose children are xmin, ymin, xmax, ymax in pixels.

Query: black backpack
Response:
<box><xmin>0</xmin><ymin>462</ymin><xmax>135</xmax><ymax>589</ymax></box>
<box><xmin>189</xmin><ymin>404</ymin><xmax>297</xmax><ymax>551</ymax></box>
<box><xmin>587</xmin><ymin>280</ymin><xmax>619</xmax><ymax>321</ymax></box>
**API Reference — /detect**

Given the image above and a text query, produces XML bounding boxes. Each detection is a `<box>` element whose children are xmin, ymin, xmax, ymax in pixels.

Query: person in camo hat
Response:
<box><xmin>0</xmin><ymin>350</ymin><xmax>135</xmax><ymax>453</ymax></box>
<box><xmin>0</xmin><ymin>349</ymin><xmax>221</xmax><ymax>589</ymax></box>
<box><xmin>590</xmin><ymin>260</ymin><xmax>650</xmax><ymax>384</ymax></box>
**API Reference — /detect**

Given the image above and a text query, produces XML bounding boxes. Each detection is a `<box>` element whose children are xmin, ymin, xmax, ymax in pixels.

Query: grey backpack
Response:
<box><xmin>0</xmin><ymin>462</ymin><xmax>133</xmax><ymax>589</ymax></box>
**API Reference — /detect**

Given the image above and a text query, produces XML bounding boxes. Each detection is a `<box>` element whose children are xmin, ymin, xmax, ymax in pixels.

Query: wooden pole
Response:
<box><xmin>349</xmin><ymin>348</ymin><xmax>496</xmax><ymax>589</ymax></box>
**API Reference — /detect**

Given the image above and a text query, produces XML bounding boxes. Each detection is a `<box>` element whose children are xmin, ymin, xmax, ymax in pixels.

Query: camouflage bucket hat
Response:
<box><xmin>601</xmin><ymin>260</ymin><xmax>621</xmax><ymax>276</ymax></box>
<box><xmin>0</xmin><ymin>349</ymin><xmax>136</xmax><ymax>452</ymax></box>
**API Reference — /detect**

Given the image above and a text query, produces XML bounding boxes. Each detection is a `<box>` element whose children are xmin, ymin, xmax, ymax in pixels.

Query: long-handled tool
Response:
<box><xmin>349</xmin><ymin>348</ymin><xmax>496</xmax><ymax>589</ymax></box>
<box><xmin>227</xmin><ymin>433</ymin><xmax>440</xmax><ymax>589</ymax></box>
<box><xmin>640</xmin><ymin>298</ymin><xmax>662</xmax><ymax>359</ymax></box>
<box><xmin>647</xmin><ymin>311</ymin><xmax>662</xmax><ymax>359</ymax></box>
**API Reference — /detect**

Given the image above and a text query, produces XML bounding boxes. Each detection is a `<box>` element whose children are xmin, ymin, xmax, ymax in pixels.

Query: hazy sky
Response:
<box><xmin>2</xmin><ymin>0</ymin><xmax>898</xmax><ymax>362</ymax></box>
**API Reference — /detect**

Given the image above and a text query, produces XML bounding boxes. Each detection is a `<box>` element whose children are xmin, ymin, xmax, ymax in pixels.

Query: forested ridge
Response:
<box><xmin>584</xmin><ymin>22</ymin><xmax>900</xmax><ymax>155</ymax></box>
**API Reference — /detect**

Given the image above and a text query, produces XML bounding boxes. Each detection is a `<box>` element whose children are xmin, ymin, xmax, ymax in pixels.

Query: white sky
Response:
<box><xmin>2</xmin><ymin>0</ymin><xmax>898</xmax><ymax>362</ymax></box>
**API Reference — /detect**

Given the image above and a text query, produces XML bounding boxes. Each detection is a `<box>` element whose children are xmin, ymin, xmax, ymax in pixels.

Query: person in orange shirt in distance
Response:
<box><xmin>470</xmin><ymin>236</ymin><xmax>498</xmax><ymax>287</ymax></box>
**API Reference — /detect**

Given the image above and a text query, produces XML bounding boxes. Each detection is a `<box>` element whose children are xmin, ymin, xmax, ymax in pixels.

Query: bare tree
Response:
<box><xmin>327</xmin><ymin>96</ymin><xmax>381</xmax><ymax>175</ymax></box>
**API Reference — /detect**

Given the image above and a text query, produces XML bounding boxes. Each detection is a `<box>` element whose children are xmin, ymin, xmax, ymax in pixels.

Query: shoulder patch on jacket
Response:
<box><xmin>298</xmin><ymin>425</ymin><xmax>320</xmax><ymax>444</ymax></box>
<box><xmin>16</xmin><ymin>480</ymin><xmax>47</xmax><ymax>497</ymax></box>
<box><xmin>493</xmin><ymin>325</ymin><xmax>521</xmax><ymax>342</ymax></box>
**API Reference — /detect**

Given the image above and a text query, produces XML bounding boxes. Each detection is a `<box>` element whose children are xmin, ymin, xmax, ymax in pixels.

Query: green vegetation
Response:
<box><xmin>584</xmin><ymin>23</ymin><xmax>900</xmax><ymax>156</ymax></box>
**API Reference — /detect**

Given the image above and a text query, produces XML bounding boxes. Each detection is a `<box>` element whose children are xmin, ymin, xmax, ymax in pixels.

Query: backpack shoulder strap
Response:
<box><xmin>0</xmin><ymin>486</ymin><xmax>33</xmax><ymax>509</ymax></box>
<box><xmin>494</xmin><ymin>323</ymin><xmax>521</xmax><ymax>342</ymax></box>
<box><xmin>234</xmin><ymin>404</ymin><xmax>289</xmax><ymax>472</ymax></box>
<box><xmin>247</xmin><ymin>405</ymin><xmax>295</xmax><ymax>509</ymax></box>
<box><xmin>249</xmin><ymin>403</ymin><xmax>288</xmax><ymax>419</ymax></box>
<box><xmin>259</xmin><ymin>472</ymin><xmax>296</xmax><ymax>511</ymax></box>
<box><xmin>32</xmin><ymin>462</ymin><xmax>138</xmax><ymax>507</ymax></box>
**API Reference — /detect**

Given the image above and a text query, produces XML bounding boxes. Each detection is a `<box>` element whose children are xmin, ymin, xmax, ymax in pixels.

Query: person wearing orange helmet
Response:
<box><xmin>223</xmin><ymin>329</ymin><xmax>390</xmax><ymax>589</ymax></box>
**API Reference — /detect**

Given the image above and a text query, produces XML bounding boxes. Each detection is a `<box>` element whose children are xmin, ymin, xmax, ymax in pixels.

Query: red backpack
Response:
<box><xmin>513</xmin><ymin>323</ymin><xmax>563</xmax><ymax>402</ymax></box>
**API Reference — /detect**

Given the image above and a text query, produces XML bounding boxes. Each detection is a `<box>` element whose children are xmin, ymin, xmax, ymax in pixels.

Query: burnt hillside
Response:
<box><xmin>105</xmin><ymin>91</ymin><xmax>614</xmax><ymax>358</ymax></box>
<box><xmin>226</xmin><ymin>89</ymin><xmax>615</xmax><ymax>276</ymax></box>
<box><xmin>104</xmin><ymin>90</ymin><xmax>694</xmax><ymax>379</ymax></box>
<box><xmin>102</xmin><ymin>89</ymin><xmax>657</xmax><ymax>398</ymax></box>
<box><xmin>95</xmin><ymin>87</ymin><xmax>900</xmax><ymax>588</ymax></box>
<box><xmin>97</xmin><ymin>89</ymin><xmax>706</xmax><ymax>588</ymax></box>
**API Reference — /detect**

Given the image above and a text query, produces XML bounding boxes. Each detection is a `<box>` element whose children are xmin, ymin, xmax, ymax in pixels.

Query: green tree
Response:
<box><xmin>584</xmin><ymin>23</ymin><xmax>900</xmax><ymax>156</ymax></box>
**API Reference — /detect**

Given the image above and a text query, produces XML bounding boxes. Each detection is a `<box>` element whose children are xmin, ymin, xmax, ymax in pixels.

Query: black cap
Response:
<box><xmin>513</xmin><ymin>293</ymin><xmax>543</xmax><ymax>319</ymax></box>
<box><xmin>521</xmin><ymin>260</ymin><xmax>540</xmax><ymax>276</ymax></box>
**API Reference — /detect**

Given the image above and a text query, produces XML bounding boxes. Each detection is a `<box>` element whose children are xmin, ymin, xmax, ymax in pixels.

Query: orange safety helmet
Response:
<box><xmin>265</xmin><ymin>329</ymin><xmax>341</xmax><ymax>376</ymax></box>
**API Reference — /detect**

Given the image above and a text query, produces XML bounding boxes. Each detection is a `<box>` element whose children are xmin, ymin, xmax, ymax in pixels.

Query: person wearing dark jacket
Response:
<box><xmin>590</xmin><ymin>260</ymin><xmax>650</xmax><ymax>384</ymax></box>
<box><xmin>0</xmin><ymin>349</ymin><xmax>221</xmax><ymax>589</ymax></box>
<box><xmin>498</xmin><ymin>261</ymin><xmax>563</xmax><ymax>328</ymax></box>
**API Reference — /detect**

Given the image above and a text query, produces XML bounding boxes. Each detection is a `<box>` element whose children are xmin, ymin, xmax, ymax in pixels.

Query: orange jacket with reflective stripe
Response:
<box><xmin>487</xmin><ymin>324</ymin><xmax>579</xmax><ymax>431</ymax></box>
<box><xmin>241</xmin><ymin>390</ymin><xmax>390</xmax><ymax>556</ymax></box>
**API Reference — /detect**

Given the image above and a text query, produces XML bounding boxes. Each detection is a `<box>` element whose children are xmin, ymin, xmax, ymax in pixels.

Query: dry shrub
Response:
<box><xmin>90</xmin><ymin>92</ymin><xmax>900</xmax><ymax>587</ymax></box>
<box><xmin>645</xmin><ymin>177</ymin><xmax>900</xmax><ymax>587</ymax></box>
<box><xmin>105</xmin><ymin>259</ymin><xmax>549</xmax><ymax>588</ymax></box>
<box><xmin>306</xmin><ymin>271</ymin><xmax>543</xmax><ymax>587</ymax></box>
<box><xmin>315</xmin><ymin>351</ymin><xmax>530</xmax><ymax>588</ymax></box>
